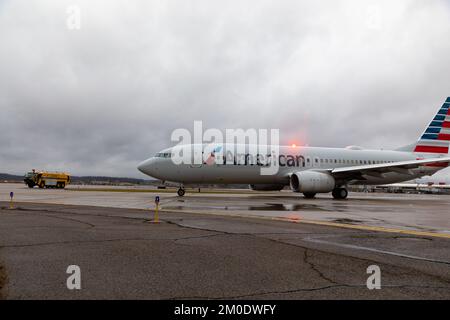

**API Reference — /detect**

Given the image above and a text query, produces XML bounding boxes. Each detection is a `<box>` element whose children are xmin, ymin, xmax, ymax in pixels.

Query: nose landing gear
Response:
<box><xmin>177</xmin><ymin>188</ymin><xmax>185</xmax><ymax>197</ymax></box>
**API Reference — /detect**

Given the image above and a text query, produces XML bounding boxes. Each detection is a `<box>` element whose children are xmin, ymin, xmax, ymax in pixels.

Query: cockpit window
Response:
<box><xmin>155</xmin><ymin>152</ymin><xmax>172</xmax><ymax>158</ymax></box>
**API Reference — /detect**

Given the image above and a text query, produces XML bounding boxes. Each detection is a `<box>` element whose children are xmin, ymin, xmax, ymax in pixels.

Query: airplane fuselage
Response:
<box><xmin>138</xmin><ymin>144</ymin><xmax>440</xmax><ymax>186</ymax></box>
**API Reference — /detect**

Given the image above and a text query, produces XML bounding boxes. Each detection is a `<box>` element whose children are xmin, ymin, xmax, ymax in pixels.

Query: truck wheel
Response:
<box><xmin>61</xmin><ymin>183</ymin><xmax>65</xmax><ymax>189</ymax></box>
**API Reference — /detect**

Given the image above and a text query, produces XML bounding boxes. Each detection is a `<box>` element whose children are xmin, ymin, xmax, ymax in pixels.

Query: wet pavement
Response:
<box><xmin>1</xmin><ymin>183</ymin><xmax>450</xmax><ymax>236</ymax></box>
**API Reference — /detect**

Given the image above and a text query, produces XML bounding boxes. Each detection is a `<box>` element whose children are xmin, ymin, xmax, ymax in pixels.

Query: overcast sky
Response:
<box><xmin>1</xmin><ymin>0</ymin><xmax>450</xmax><ymax>179</ymax></box>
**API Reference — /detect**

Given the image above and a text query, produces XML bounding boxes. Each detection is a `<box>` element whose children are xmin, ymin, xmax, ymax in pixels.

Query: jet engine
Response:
<box><xmin>249</xmin><ymin>184</ymin><xmax>285</xmax><ymax>191</ymax></box>
<box><xmin>290</xmin><ymin>171</ymin><xmax>335</xmax><ymax>193</ymax></box>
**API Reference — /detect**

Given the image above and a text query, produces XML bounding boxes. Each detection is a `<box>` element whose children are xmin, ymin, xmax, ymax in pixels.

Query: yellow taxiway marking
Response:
<box><xmin>291</xmin><ymin>218</ymin><xmax>450</xmax><ymax>239</ymax></box>
<box><xmin>159</xmin><ymin>208</ymin><xmax>450</xmax><ymax>239</ymax></box>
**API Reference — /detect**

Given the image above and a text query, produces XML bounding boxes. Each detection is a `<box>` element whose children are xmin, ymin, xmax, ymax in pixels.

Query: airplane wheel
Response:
<box><xmin>303</xmin><ymin>192</ymin><xmax>316</xmax><ymax>199</ymax></box>
<box><xmin>177</xmin><ymin>188</ymin><xmax>185</xmax><ymax>197</ymax></box>
<box><xmin>332</xmin><ymin>188</ymin><xmax>348</xmax><ymax>200</ymax></box>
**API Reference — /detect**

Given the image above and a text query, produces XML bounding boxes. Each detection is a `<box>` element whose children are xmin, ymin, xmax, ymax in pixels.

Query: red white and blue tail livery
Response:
<box><xmin>414</xmin><ymin>97</ymin><xmax>450</xmax><ymax>154</ymax></box>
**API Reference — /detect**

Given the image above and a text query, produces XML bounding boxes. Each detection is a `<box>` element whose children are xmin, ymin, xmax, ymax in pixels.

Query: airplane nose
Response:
<box><xmin>137</xmin><ymin>161</ymin><xmax>146</xmax><ymax>174</ymax></box>
<box><xmin>137</xmin><ymin>158</ymin><xmax>155</xmax><ymax>176</ymax></box>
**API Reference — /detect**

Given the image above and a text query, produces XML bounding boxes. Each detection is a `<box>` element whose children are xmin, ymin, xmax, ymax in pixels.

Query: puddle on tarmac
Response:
<box><xmin>164</xmin><ymin>202</ymin><xmax>332</xmax><ymax>212</ymax></box>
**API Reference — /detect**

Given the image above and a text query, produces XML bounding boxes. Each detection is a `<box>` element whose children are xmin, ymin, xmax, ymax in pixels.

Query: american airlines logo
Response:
<box><xmin>203</xmin><ymin>150</ymin><xmax>307</xmax><ymax>168</ymax></box>
<box><xmin>171</xmin><ymin>121</ymin><xmax>280</xmax><ymax>175</ymax></box>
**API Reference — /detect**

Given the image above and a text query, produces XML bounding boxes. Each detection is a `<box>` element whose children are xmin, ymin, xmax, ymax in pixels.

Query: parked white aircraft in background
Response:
<box><xmin>138</xmin><ymin>97</ymin><xmax>450</xmax><ymax>199</ymax></box>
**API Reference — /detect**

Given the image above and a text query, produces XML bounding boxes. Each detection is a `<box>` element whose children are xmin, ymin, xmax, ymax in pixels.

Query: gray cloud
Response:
<box><xmin>1</xmin><ymin>0</ymin><xmax>450</xmax><ymax>179</ymax></box>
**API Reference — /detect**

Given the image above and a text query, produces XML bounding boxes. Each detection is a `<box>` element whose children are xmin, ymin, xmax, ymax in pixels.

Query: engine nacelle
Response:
<box><xmin>290</xmin><ymin>171</ymin><xmax>335</xmax><ymax>193</ymax></box>
<box><xmin>249</xmin><ymin>184</ymin><xmax>285</xmax><ymax>191</ymax></box>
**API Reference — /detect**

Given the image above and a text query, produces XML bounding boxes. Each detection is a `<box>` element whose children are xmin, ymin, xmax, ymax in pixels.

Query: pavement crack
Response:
<box><xmin>39</xmin><ymin>214</ymin><xmax>96</xmax><ymax>228</ymax></box>
<box><xmin>5</xmin><ymin>208</ymin><xmax>95</xmax><ymax>228</ymax></box>
<box><xmin>0</xmin><ymin>238</ymin><xmax>155</xmax><ymax>248</ymax></box>
<box><xmin>0</xmin><ymin>233</ymin><xmax>223</xmax><ymax>249</ymax></box>
<box><xmin>303</xmin><ymin>249</ymin><xmax>339</xmax><ymax>285</ymax></box>
<box><xmin>167</xmin><ymin>284</ymin><xmax>450</xmax><ymax>300</ymax></box>
<box><xmin>173</xmin><ymin>233</ymin><xmax>224</xmax><ymax>244</ymax></box>
<box><xmin>167</xmin><ymin>285</ymin><xmax>357</xmax><ymax>299</ymax></box>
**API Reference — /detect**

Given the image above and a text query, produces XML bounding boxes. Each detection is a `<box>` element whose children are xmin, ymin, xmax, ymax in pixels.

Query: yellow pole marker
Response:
<box><xmin>9</xmin><ymin>191</ymin><xmax>14</xmax><ymax>209</ymax></box>
<box><xmin>154</xmin><ymin>204</ymin><xmax>159</xmax><ymax>223</ymax></box>
<box><xmin>153</xmin><ymin>196</ymin><xmax>160</xmax><ymax>223</ymax></box>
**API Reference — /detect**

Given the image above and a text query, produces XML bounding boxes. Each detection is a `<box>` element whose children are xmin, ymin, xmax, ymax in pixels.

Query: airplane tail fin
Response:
<box><xmin>411</xmin><ymin>97</ymin><xmax>450</xmax><ymax>154</ymax></box>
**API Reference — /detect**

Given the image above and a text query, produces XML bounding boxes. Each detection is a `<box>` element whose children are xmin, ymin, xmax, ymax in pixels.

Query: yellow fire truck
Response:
<box><xmin>24</xmin><ymin>170</ymin><xmax>71</xmax><ymax>189</ymax></box>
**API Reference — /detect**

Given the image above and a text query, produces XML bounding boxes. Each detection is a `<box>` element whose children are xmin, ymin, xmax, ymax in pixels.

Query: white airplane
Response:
<box><xmin>138</xmin><ymin>97</ymin><xmax>450</xmax><ymax>199</ymax></box>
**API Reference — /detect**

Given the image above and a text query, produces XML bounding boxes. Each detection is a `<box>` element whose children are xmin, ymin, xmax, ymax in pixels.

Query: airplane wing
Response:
<box><xmin>330</xmin><ymin>157</ymin><xmax>450</xmax><ymax>182</ymax></box>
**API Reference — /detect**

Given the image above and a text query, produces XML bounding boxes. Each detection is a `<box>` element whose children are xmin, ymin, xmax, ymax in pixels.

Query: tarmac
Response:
<box><xmin>0</xmin><ymin>183</ymin><xmax>449</xmax><ymax>299</ymax></box>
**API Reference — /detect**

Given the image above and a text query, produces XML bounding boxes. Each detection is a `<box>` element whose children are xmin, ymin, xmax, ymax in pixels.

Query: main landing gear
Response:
<box><xmin>177</xmin><ymin>188</ymin><xmax>185</xmax><ymax>197</ymax></box>
<box><xmin>332</xmin><ymin>187</ymin><xmax>348</xmax><ymax>200</ymax></box>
